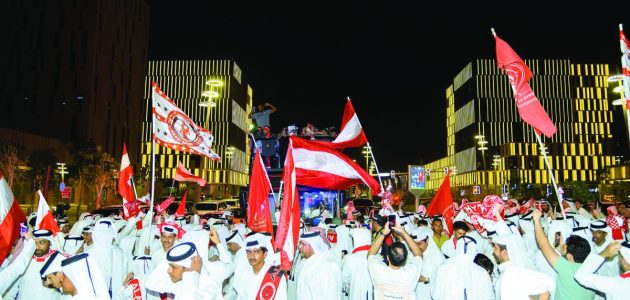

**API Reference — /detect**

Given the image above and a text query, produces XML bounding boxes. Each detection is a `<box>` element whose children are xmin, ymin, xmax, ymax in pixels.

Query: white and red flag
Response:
<box><xmin>35</xmin><ymin>191</ymin><xmax>60</xmax><ymax>236</ymax></box>
<box><xmin>152</xmin><ymin>82</ymin><xmax>221</xmax><ymax>161</ymax></box>
<box><xmin>175</xmin><ymin>191</ymin><xmax>188</xmax><ymax>217</ymax></box>
<box><xmin>619</xmin><ymin>24</ymin><xmax>630</xmax><ymax>105</ymax></box>
<box><xmin>0</xmin><ymin>171</ymin><xmax>27</xmax><ymax>265</ymax></box>
<box><xmin>175</xmin><ymin>161</ymin><xmax>207</xmax><ymax>186</ymax></box>
<box><xmin>119</xmin><ymin>143</ymin><xmax>136</xmax><ymax>219</ymax></box>
<box><xmin>292</xmin><ymin>136</ymin><xmax>381</xmax><ymax>195</ymax></box>
<box><xmin>247</xmin><ymin>147</ymin><xmax>274</xmax><ymax>235</ymax></box>
<box><xmin>315</xmin><ymin>98</ymin><xmax>368</xmax><ymax>149</ymax></box>
<box><xmin>494</xmin><ymin>32</ymin><xmax>557</xmax><ymax>138</ymax></box>
<box><xmin>274</xmin><ymin>139</ymin><xmax>301</xmax><ymax>270</ymax></box>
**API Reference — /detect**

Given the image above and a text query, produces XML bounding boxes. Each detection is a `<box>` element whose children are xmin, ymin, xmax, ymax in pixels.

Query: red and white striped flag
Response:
<box><xmin>620</xmin><ymin>24</ymin><xmax>630</xmax><ymax>104</ymax></box>
<box><xmin>119</xmin><ymin>143</ymin><xmax>136</xmax><ymax>219</ymax></box>
<box><xmin>35</xmin><ymin>191</ymin><xmax>60</xmax><ymax>236</ymax></box>
<box><xmin>315</xmin><ymin>98</ymin><xmax>368</xmax><ymax>149</ymax></box>
<box><xmin>292</xmin><ymin>136</ymin><xmax>381</xmax><ymax>195</ymax></box>
<box><xmin>0</xmin><ymin>171</ymin><xmax>27</xmax><ymax>265</ymax></box>
<box><xmin>274</xmin><ymin>139</ymin><xmax>301</xmax><ymax>270</ymax></box>
<box><xmin>152</xmin><ymin>82</ymin><xmax>221</xmax><ymax>161</ymax></box>
<box><xmin>494</xmin><ymin>32</ymin><xmax>557</xmax><ymax>138</ymax></box>
<box><xmin>175</xmin><ymin>162</ymin><xmax>207</xmax><ymax>186</ymax></box>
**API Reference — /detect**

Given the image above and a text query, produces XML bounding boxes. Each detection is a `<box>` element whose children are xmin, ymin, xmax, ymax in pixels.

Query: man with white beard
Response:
<box><xmin>296</xmin><ymin>231</ymin><xmax>342</xmax><ymax>300</ymax></box>
<box><xmin>589</xmin><ymin>220</ymin><xmax>620</xmax><ymax>277</ymax></box>
<box><xmin>87</xmin><ymin>218</ymin><xmax>130</xmax><ymax>299</ymax></box>
<box><xmin>413</xmin><ymin>228</ymin><xmax>444</xmax><ymax>300</ymax></box>
<box><xmin>432</xmin><ymin>236</ymin><xmax>492</xmax><ymax>300</ymax></box>
<box><xmin>341</xmin><ymin>228</ymin><xmax>373</xmax><ymax>300</ymax></box>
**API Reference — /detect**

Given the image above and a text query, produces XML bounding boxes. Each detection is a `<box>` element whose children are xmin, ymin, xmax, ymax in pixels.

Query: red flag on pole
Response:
<box><xmin>619</xmin><ymin>24</ymin><xmax>630</xmax><ymax>101</ymax></box>
<box><xmin>274</xmin><ymin>139</ymin><xmax>301</xmax><ymax>270</ymax></box>
<box><xmin>0</xmin><ymin>171</ymin><xmax>27</xmax><ymax>265</ymax></box>
<box><xmin>426</xmin><ymin>171</ymin><xmax>453</xmax><ymax>234</ymax></box>
<box><xmin>247</xmin><ymin>148</ymin><xmax>274</xmax><ymax>235</ymax></box>
<box><xmin>314</xmin><ymin>98</ymin><xmax>368</xmax><ymax>149</ymax></box>
<box><xmin>175</xmin><ymin>191</ymin><xmax>188</xmax><ymax>217</ymax></box>
<box><xmin>494</xmin><ymin>32</ymin><xmax>557</xmax><ymax>138</ymax></box>
<box><xmin>175</xmin><ymin>162</ymin><xmax>207</xmax><ymax>186</ymax></box>
<box><xmin>119</xmin><ymin>143</ymin><xmax>136</xmax><ymax>219</ymax></box>
<box><xmin>35</xmin><ymin>191</ymin><xmax>60</xmax><ymax>236</ymax></box>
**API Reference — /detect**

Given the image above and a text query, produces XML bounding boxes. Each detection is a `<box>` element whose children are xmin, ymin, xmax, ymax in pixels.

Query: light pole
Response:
<box><xmin>199</xmin><ymin>79</ymin><xmax>224</xmax><ymax>182</ymax></box>
<box><xmin>362</xmin><ymin>145</ymin><xmax>370</xmax><ymax>170</ymax></box>
<box><xmin>609</xmin><ymin>74</ymin><xmax>630</xmax><ymax>153</ymax></box>
<box><xmin>475</xmin><ymin>134</ymin><xmax>488</xmax><ymax>170</ymax></box>
<box><xmin>56</xmin><ymin>162</ymin><xmax>68</xmax><ymax>183</ymax></box>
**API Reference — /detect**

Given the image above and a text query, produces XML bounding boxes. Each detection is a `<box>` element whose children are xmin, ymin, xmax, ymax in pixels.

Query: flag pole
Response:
<box><xmin>147</xmin><ymin>116</ymin><xmax>156</xmax><ymax>246</ymax></box>
<box><xmin>348</xmin><ymin>97</ymin><xmax>384</xmax><ymax>191</ymax></box>
<box><xmin>535</xmin><ymin>133</ymin><xmax>566</xmax><ymax>220</ymax></box>
<box><xmin>250</xmin><ymin>133</ymin><xmax>277</xmax><ymax>203</ymax></box>
<box><xmin>130</xmin><ymin>176</ymin><xmax>139</xmax><ymax>200</ymax></box>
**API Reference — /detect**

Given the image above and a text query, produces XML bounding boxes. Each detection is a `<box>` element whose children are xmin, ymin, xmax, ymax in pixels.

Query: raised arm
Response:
<box><xmin>265</xmin><ymin>103</ymin><xmax>277</xmax><ymax>113</ymax></box>
<box><xmin>368</xmin><ymin>222</ymin><xmax>389</xmax><ymax>256</ymax></box>
<box><xmin>392</xmin><ymin>223</ymin><xmax>423</xmax><ymax>257</ymax></box>
<box><xmin>532</xmin><ymin>209</ymin><xmax>559</xmax><ymax>266</ymax></box>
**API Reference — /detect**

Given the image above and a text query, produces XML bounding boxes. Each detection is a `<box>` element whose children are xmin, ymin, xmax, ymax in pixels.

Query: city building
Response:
<box><xmin>141</xmin><ymin>59</ymin><xmax>252</xmax><ymax>199</ymax></box>
<box><xmin>423</xmin><ymin>59</ymin><xmax>622</xmax><ymax>197</ymax></box>
<box><xmin>0</xmin><ymin>0</ymin><xmax>150</xmax><ymax>162</ymax></box>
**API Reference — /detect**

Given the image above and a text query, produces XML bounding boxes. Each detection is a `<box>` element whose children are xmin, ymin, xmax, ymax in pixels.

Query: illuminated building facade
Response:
<box><xmin>141</xmin><ymin>60</ymin><xmax>252</xmax><ymax>198</ymax></box>
<box><xmin>425</xmin><ymin>59</ymin><xmax>619</xmax><ymax>193</ymax></box>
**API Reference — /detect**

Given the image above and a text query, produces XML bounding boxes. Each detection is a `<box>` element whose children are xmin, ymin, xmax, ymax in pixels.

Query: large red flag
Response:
<box><xmin>274</xmin><ymin>139</ymin><xmax>301</xmax><ymax>270</ymax></box>
<box><xmin>35</xmin><ymin>191</ymin><xmax>60</xmax><ymax>236</ymax></box>
<box><xmin>119</xmin><ymin>143</ymin><xmax>136</xmax><ymax>219</ymax></box>
<box><xmin>292</xmin><ymin>136</ymin><xmax>381</xmax><ymax>195</ymax></box>
<box><xmin>619</xmin><ymin>24</ymin><xmax>630</xmax><ymax>104</ymax></box>
<box><xmin>247</xmin><ymin>148</ymin><xmax>274</xmax><ymax>235</ymax></box>
<box><xmin>175</xmin><ymin>162</ymin><xmax>207</xmax><ymax>186</ymax></box>
<box><xmin>0</xmin><ymin>171</ymin><xmax>27</xmax><ymax>265</ymax></box>
<box><xmin>494</xmin><ymin>32</ymin><xmax>557</xmax><ymax>138</ymax></box>
<box><xmin>426</xmin><ymin>171</ymin><xmax>453</xmax><ymax>234</ymax></box>
<box><xmin>314</xmin><ymin>98</ymin><xmax>368</xmax><ymax>149</ymax></box>
<box><xmin>175</xmin><ymin>191</ymin><xmax>188</xmax><ymax>217</ymax></box>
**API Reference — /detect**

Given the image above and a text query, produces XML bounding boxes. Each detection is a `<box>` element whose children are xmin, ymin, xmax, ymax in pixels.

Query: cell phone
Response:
<box><xmin>19</xmin><ymin>223</ymin><xmax>27</xmax><ymax>238</ymax></box>
<box><xmin>554</xmin><ymin>232</ymin><xmax>561</xmax><ymax>247</ymax></box>
<box><xmin>388</xmin><ymin>215</ymin><xmax>396</xmax><ymax>227</ymax></box>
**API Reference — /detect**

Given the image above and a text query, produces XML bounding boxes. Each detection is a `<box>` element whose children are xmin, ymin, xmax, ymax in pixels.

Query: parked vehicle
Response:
<box><xmin>91</xmin><ymin>204</ymin><xmax>150</xmax><ymax>218</ymax></box>
<box><xmin>195</xmin><ymin>201</ymin><xmax>227</xmax><ymax>216</ymax></box>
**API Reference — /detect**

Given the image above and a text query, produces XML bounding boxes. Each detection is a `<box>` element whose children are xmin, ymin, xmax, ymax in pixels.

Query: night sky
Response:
<box><xmin>148</xmin><ymin>1</ymin><xmax>629</xmax><ymax>171</ymax></box>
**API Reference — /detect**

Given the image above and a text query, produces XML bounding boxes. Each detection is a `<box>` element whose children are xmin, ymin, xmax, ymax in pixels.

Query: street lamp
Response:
<box><xmin>199</xmin><ymin>79</ymin><xmax>224</xmax><ymax>126</ymax></box>
<box><xmin>362</xmin><ymin>145</ymin><xmax>371</xmax><ymax>170</ymax></box>
<box><xmin>56</xmin><ymin>162</ymin><xmax>68</xmax><ymax>183</ymax></box>
<box><xmin>475</xmin><ymin>134</ymin><xmax>488</xmax><ymax>169</ymax></box>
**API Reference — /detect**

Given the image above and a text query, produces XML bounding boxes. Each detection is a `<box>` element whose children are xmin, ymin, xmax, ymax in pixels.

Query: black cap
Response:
<box><xmin>371</xmin><ymin>215</ymin><xmax>386</xmax><ymax>227</ymax></box>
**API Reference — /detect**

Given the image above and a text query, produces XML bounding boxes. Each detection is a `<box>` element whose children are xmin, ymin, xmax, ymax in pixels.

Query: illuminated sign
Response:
<box><xmin>408</xmin><ymin>165</ymin><xmax>426</xmax><ymax>190</ymax></box>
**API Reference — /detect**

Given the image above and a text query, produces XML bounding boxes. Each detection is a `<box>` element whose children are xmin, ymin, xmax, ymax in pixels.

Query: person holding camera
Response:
<box><xmin>367</xmin><ymin>221</ymin><xmax>423</xmax><ymax>300</ymax></box>
<box><xmin>250</xmin><ymin>102</ymin><xmax>277</xmax><ymax>129</ymax></box>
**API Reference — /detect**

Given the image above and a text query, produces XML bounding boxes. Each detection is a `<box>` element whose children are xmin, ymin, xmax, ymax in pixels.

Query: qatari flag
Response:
<box><xmin>495</xmin><ymin>32</ymin><xmax>557</xmax><ymax>138</ymax></box>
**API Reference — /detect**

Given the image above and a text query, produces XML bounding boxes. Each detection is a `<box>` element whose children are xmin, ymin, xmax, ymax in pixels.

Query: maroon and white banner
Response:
<box><xmin>495</xmin><ymin>34</ymin><xmax>556</xmax><ymax>138</ymax></box>
<box><xmin>152</xmin><ymin>82</ymin><xmax>221</xmax><ymax>161</ymax></box>
<box><xmin>315</xmin><ymin>98</ymin><xmax>367</xmax><ymax>149</ymax></box>
<box><xmin>274</xmin><ymin>139</ymin><xmax>300</xmax><ymax>270</ymax></box>
<box><xmin>292</xmin><ymin>136</ymin><xmax>381</xmax><ymax>195</ymax></box>
<box><xmin>175</xmin><ymin>161</ymin><xmax>207</xmax><ymax>186</ymax></box>
<box><xmin>0</xmin><ymin>171</ymin><xmax>26</xmax><ymax>265</ymax></box>
<box><xmin>119</xmin><ymin>143</ymin><xmax>136</xmax><ymax>219</ymax></box>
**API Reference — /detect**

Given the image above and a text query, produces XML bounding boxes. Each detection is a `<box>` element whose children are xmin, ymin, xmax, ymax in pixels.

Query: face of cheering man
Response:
<box><xmin>167</xmin><ymin>263</ymin><xmax>185</xmax><ymax>283</ymax></box>
<box><xmin>227</xmin><ymin>241</ymin><xmax>241</xmax><ymax>255</ymax></box>
<box><xmin>246</xmin><ymin>247</ymin><xmax>268</xmax><ymax>272</ymax></box>
<box><xmin>591</xmin><ymin>229</ymin><xmax>607</xmax><ymax>246</ymax></box>
<box><xmin>415</xmin><ymin>237</ymin><xmax>429</xmax><ymax>253</ymax></box>
<box><xmin>43</xmin><ymin>272</ymin><xmax>76</xmax><ymax>295</ymax></box>
<box><xmin>82</xmin><ymin>232</ymin><xmax>92</xmax><ymax>245</ymax></box>
<box><xmin>34</xmin><ymin>239</ymin><xmax>51</xmax><ymax>257</ymax></box>
<box><xmin>161</xmin><ymin>232</ymin><xmax>176</xmax><ymax>251</ymax></box>
<box><xmin>431</xmin><ymin>219</ymin><xmax>443</xmax><ymax>236</ymax></box>
<box><xmin>298</xmin><ymin>240</ymin><xmax>314</xmax><ymax>259</ymax></box>
<box><xmin>492</xmin><ymin>243</ymin><xmax>509</xmax><ymax>264</ymax></box>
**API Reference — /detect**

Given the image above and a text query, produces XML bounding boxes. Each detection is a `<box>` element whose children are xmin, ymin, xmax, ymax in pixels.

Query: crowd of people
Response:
<box><xmin>1</xmin><ymin>195</ymin><xmax>630</xmax><ymax>299</ymax></box>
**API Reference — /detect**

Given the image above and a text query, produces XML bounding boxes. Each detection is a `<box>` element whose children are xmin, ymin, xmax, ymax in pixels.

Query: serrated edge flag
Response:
<box><xmin>315</xmin><ymin>98</ymin><xmax>368</xmax><ymax>149</ymax></box>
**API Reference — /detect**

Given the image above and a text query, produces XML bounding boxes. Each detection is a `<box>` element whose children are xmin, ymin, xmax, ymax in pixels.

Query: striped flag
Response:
<box><xmin>175</xmin><ymin>161</ymin><xmax>207</xmax><ymax>186</ymax></box>
<box><xmin>314</xmin><ymin>98</ymin><xmax>368</xmax><ymax>149</ymax></box>
<box><xmin>274</xmin><ymin>139</ymin><xmax>301</xmax><ymax>270</ymax></box>
<box><xmin>620</xmin><ymin>24</ymin><xmax>630</xmax><ymax>102</ymax></box>
<box><xmin>0</xmin><ymin>171</ymin><xmax>26</xmax><ymax>265</ymax></box>
<box><xmin>35</xmin><ymin>191</ymin><xmax>60</xmax><ymax>236</ymax></box>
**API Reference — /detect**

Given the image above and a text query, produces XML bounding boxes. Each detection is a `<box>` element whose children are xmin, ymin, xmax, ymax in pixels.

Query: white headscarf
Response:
<box><xmin>33</xmin><ymin>229</ymin><xmax>57</xmax><ymax>250</ymax></box>
<box><xmin>61</xmin><ymin>253</ymin><xmax>110</xmax><ymax>300</ymax></box>
<box><xmin>62</xmin><ymin>235</ymin><xmax>84</xmax><ymax>255</ymax></box>
<box><xmin>349</xmin><ymin>228</ymin><xmax>372</xmax><ymax>250</ymax></box>
<box><xmin>299</xmin><ymin>231</ymin><xmax>329</xmax><ymax>255</ymax></box>
<box><xmin>39</xmin><ymin>251</ymin><xmax>65</xmax><ymax>279</ymax></box>
<box><xmin>492</xmin><ymin>233</ymin><xmax>534</xmax><ymax>269</ymax></box>
<box><xmin>226</xmin><ymin>231</ymin><xmax>246</xmax><ymax>248</ymax></box>
<box><xmin>334</xmin><ymin>225</ymin><xmax>352</xmax><ymax>254</ymax></box>
<box><xmin>590</xmin><ymin>219</ymin><xmax>613</xmax><ymax>251</ymax></box>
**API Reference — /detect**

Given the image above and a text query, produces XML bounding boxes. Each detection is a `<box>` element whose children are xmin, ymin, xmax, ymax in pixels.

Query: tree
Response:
<box><xmin>0</xmin><ymin>142</ymin><xmax>28</xmax><ymax>187</ymax></box>
<box><xmin>562</xmin><ymin>181</ymin><xmax>596</xmax><ymax>203</ymax></box>
<box><xmin>85</xmin><ymin>150</ymin><xmax>117</xmax><ymax>209</ymax></box>
<box><xmin>28</xmin><ymin>148</ymin><xmax>57</xmax><ymax>193</ymax></box>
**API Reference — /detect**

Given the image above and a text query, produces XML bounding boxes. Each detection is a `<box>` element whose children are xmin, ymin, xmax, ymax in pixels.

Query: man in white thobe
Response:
<box><xmin>413</xmin><ymin>228</ymin><xmax>445</xmax><ymax>300</ymax></box>
<box><xmin>575</xmin><ymin>241</ymin><xmax>630</xmax><ymax>300</ymax></box>
<box><xmin>439</xmin><ymin>220</ymin><xmax>468</xmax><ymax>259</ymax></box>
<box><xmin>41</xmin><ymin>252</ymin><xmax>110</xmax><ymax>299</ymax></box>
<box><xmin>233</xmin><ymin>234</ymin><xmax>287</xmax><ymax>300</ymax></box>
<box><xmin>0</xmin><ymin>231</ymin><xmax>36</xmax><ymax>295</ymax></box>
<box><xmin>151</xmin><ymin>222</ymin><xmax>183</xmax><ymax>269</ymax></box>
<box><xmin>341</xmin><ymin>228</ymin><xmax>373</xmax><ymax>300</ymax></box>
<box><xmin>15</xmin><ymin>229</ymin><xmax>62</xmax><ymax>300</ymax></box>
<box><xmin>590</xmin><ymin>220</ymin><xmax>620</xmax><ymax>277</ymax></box>
<box><xmin>87</xmin><ymin>218</ymin><xmax>130</xmax><ymax>299</ymax></box>
<box><xmin>432</xmin><ymin>235</ymin><xmax>492</xmax><ymax>300</ymax></box>
<box><xmin>296</xmin><ymin>231</ymin><xmax>342</xmax><ymax>300</ymax></box>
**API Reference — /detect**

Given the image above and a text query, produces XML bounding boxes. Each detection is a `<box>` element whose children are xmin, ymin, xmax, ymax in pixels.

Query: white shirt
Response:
<box><xmin>440</xmin><ymin>237</ymin><xmax>457</xmax><ymax>259</ymax></box>
<box><xmin>495</xmin><ymin>261</ymin><xmax>555</xmax><ymax>300</ymax></box>
<box><xmin>234</xmin><ymin>263</ymin><xmax>287</xmax><ymax>300</ymax></box>
<box><xmin>16</xmin><ymin>253</ymin><xmax>62</xmax><ymax>300</ymax></box>
<box><xmin>432</xmin><ymin>255</ymin><xmax>492</xmax><ymax>300</ymax></box>
<box><xmin>296</xmin><ymin>252</ymin><xmax>342</xmax><ymax>300</ymax></box>
<box><xmin>415</xmin><ymin>243</ymin><xmax>445</xmax><ymax>300</ymax></box>
<box><xmin>341</xmin><ymin>248</ymin><xmax>373</xmax><ymax>300</ymax></box>
<box><xmin>575</xmin><ymin>253</ymin><xmax>630</xmax><ymax>300</ymax></box>
<box><xmin>0</xmin><ymin>239</ymin><xmax>35</xmax><ymax>295</ymax></box>
<box><xmin>368</xmin><ymin>254</ymin><xmax>422</xmax><ymax>300</ymax></box>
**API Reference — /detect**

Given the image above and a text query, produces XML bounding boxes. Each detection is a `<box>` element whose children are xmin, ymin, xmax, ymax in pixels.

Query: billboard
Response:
<box><xmin>408</xmin><ymin>165</ymin><xmax>426</xmax><ymax>190</ymax></box>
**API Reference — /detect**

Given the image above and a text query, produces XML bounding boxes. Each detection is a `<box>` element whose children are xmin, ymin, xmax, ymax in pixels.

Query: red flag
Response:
<box><xmin>274</xmin><ymin>139</ymin><xmax>301</xmax><ymax>270</ymax></box>
<box><xmin>156</xmin><ymin>196</ymin><xmax>175</xmax><ymax>214</ymax></box>
<box><xmin>35</xmin><ymin>191</ymin><xmax>60</xmax><ymax>236</ymax></box>
<box><xmin>494</xmin><ymin>33</ymin><xmax>557</xmax><ymax>138</ymax></box>
<box><xmin>174</xmin><ymin>162</ymin><xmax>207</xmax><ymax>186</ymax></box>
<box><xmin>175</xmin><ymin>191</ymin><xmax>188</xmax><ymax>217</ymax></box>
<box><xmin>291</xmin><ymin>136</ymin><xmax>381</xmax><ymax>195</ymax></box>
<box><xmin>247</xmin><ymin>148</ymin><xmax>274</xmax><ymax>235</ymax></box>
<box><xmin>119</xmin><ymin>143</ymin><xmax>136</xmax><ymax>219</ymax></box>
<box><xmin>619</xmin><ymin>24</ymin><xmax>630</xmax><ymax>104</ymax></box>
<box><xmin>314</xmin><ymin>98</ymin><xmax>368</xmax><ymax>149</ymax></box>
<box><xmin>0</xmin><ymin>171</ymin><xmax>27</xmax><ymax>265</ymax></box>
<box><xmin>426</xmin><ymin>171</ymin><xmax>453</xmax><ymax>234</ymax></box>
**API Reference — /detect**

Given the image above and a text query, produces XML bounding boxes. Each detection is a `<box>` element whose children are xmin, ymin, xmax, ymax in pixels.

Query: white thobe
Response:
<box><xmin>296</xmin><ymin>252</ymin><xmax>342</xmax><ymax>300</ymax></box>
<box><xmin>368</xmin><ymin>255</ymin><xmax>422</xmax><ymax>300</ymax></box>
<box><xmin>87</xmin><ymin>244</ymin><xmax>129</xmax><ymax>298</ymax></box>
<box><xmin>205</xmin><ymin>243</ymin><xmax>234</xmax><ymax>287</ymax></box>
<box><xmin>151</xmin><ymin>247</ymin><xmax>169</xmax><ymax>270</ymax></box>
<box><xmin>432</xmin><ymin>256</ymin><xmax>492</xmax><ymax>300</ymax></box>
<box><xmin>341</xmin><ymin>249</ymin><xmax>373</xmax><ymax>300</ymax></box>
<box><xmin>440</xmin><ymin>237</ymin><xmax>457</xmax><ymax>259</ymax></box>
<box><xmin>16</xmin><ymin>254</ymin><xmax>61</xmax><ymax>300</ymax></box>
<box><xmin>224</xmin><ymin>249</ymin><xmax>248</xmax><ymax>300</ymax></box>
<box><xmin>495</xmin><ymin>261</ymin><xmax>555</xmax><ymax>300</ymax></box>
<box><xmin>415</xmin><ymin>245</ymin><xmax>445</xmax><ymax>300</ymax></box>
<box><xmin>233</xmin><ymin>263</ymin><xmax>287</xmax><ymax>300</ymax></box>
<box><xmin>0</xmin><ymin>239</ymin><xmax>35</xmax><ymax>295</ymax></box>
<box><xmin>593</xmin><ymin>243</ymin><xmax>620</xmax><ymax>278</ymax></box>
<box><xmin>577</xmin><ymin>207</ymin><xmax>593</xmax><ymax>220</ymax></box>
<box><xmin>174</xmin><ymin>271</ymin><xmax>223</xmax><ymax>300</ymax></box>
<box><xmin>574</xmin><ymin>253</ymin><xmax>630</xmax><ymax>300</ymax></box>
